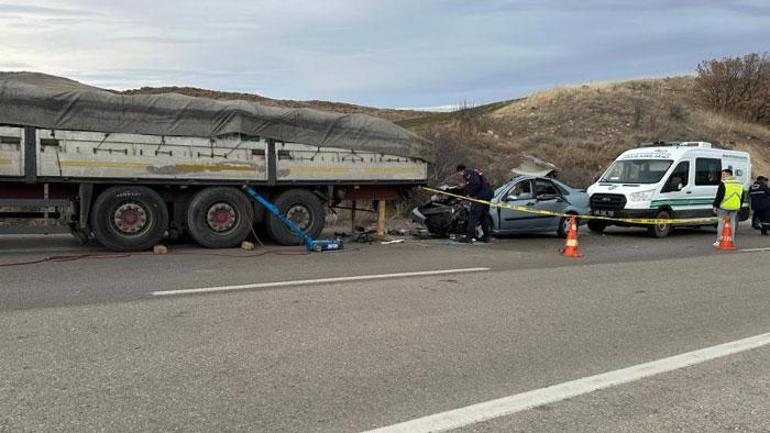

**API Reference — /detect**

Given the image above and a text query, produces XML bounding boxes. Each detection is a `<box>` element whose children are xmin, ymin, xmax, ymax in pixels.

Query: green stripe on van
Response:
<box><xmin>651</xmin><ymin>198</ymin><xmax>713</xmax><ymax>208</ymax></box>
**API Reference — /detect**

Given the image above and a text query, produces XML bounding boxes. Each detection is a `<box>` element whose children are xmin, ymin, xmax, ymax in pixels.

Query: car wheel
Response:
<box><xmin>587</xmin><ymin>220</ymin><xmax>606</xmax><ymax>234</ymax></box>
<box><xmin>647</xmin><ymin>210</ymin><xmax>673</xmax><ymax>238</ymax></box>
<box><xmin>557</xmin><ymin>213</ymin><xmax>577</xmax><ymax>238</ymax></box>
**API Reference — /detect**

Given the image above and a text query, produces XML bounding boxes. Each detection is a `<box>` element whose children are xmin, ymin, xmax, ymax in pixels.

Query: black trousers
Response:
<box><xmin>756</xmin><ymin>208</ymin><xmax>770</xmax><ymax>233</ymax></box>
<box><xmin>468</xmin><ymin>203</ymin><xmax>493</xmax><ymax>238</ymax></box>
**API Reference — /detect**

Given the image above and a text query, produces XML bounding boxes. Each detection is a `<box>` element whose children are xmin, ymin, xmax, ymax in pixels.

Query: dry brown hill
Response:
<box><xmin>405</xmin><ymin>76</ymin><xmax>770</xmax><ymax>187</ymax></box>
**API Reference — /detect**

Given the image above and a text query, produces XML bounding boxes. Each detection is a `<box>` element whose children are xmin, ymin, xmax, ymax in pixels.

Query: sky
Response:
<box><xmin>0</xmin><ymin>0</ymin><xmax>768</xmax><ymax>108</ymax></box>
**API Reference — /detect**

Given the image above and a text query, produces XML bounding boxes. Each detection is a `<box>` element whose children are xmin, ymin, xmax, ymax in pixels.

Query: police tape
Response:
<box><xmin>420</xmin><ymin>186</ymin><xmax>723</xmax><ymax>225</ymax></box>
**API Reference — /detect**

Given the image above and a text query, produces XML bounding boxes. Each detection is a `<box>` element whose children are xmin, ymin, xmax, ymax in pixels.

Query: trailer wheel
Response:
<box><xmin>186</xmin><ymin>187</ymin><xmax>254</xmax><ymax>248</ymax></box>
<box><xmin>90</xmin><ymin>186</ymin><xmax>168</xmax><ymax>252</ymax></box>
<box><xmin>266</xmin><ymin>189</ymin><xmax>324</xmax><ymax>245</ymax></box>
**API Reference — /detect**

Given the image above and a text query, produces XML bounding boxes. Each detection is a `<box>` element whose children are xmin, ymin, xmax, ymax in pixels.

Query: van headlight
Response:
<box><xmin>629</xmin><ymin>189</ymin><xmax>655</xmax><ymax>202</ymax></box>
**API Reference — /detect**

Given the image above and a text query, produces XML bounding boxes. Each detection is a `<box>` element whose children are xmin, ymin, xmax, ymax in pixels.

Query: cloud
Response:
<box><xmin>0</xmin><ymin>61</ymin><xmax>35</xmax><ymax>69</ymax></box>
<box><xmin>1</xmin><ymin>0</ymin><xmax>768</xmax><ymax>106</ymax></box>
<box><xmin>108</xmin><ymin>36</ymin><xmax>203</xmax><ymax>45</ymax></box>
<box><xmin>0</xmin><ymin>2</ymin><xmax>98</xmax><ymax>17</ymax></box>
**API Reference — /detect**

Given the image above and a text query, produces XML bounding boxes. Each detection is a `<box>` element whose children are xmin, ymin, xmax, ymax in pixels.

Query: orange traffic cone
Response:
<box><xmin>560</xmin><ymin>215</ymin><xmax>583</xmax><ymax>257</ymax></box>
<box><xmin>716</xmin><ymin>217</ymin><xmax>737</xmax><ymax>251</ymax></box>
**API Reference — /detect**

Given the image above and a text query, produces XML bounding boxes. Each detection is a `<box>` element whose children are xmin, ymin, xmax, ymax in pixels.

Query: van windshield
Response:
<box><xmin>600</xmin><ymin>159</ymin><xmax>673</xmax><ymax>184</ymax></box>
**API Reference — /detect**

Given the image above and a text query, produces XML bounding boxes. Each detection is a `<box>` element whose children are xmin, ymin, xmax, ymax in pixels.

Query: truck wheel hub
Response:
<box><xmin>206</xmin><ymin>203</ymin><xmax>237</xmax><ymax>233</ymax></box>
<box><xmin>286</xmin><ymin>205</ymin><xmax>311</xmax><ymax>230</ymax></box>
<box><xmin>113</xmin><ymin>202</ymin><xmax>148</xmax><ymax>234</ymax></box>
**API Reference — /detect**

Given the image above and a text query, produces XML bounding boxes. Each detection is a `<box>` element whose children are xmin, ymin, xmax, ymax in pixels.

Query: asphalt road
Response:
<box><xmin>1</xmin><ymin>226</ymin><xmax>769</xmax><ymax>432</ymax></box>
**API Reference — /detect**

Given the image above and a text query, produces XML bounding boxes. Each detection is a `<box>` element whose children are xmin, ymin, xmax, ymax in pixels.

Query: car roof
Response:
<box><xmin>511</xmin><ymin>175</ymin><xmax>557</xmax><ymax>182</ymax></box>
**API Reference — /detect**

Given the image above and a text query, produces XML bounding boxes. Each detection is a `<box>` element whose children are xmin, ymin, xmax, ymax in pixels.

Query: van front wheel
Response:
<box><xmin>587</xmin><ymin>220</ymin><xmax>606</xmax><ymax>234</ymax></box>
<box><xmin>648</xmin><ymin>210</ymin><xmax>673</xmax><ymax>238</ymax></box>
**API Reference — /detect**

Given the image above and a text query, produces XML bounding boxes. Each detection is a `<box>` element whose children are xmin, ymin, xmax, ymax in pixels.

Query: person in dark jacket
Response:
<box><xmin>457</xmin><ymin>164</ymin><xmax>494</xmax><ymax>242</ymax></box>
<box><xmin>749</xmin><ymin>175</ymin><xmax>770</xmax><ymax>236</ymax></box>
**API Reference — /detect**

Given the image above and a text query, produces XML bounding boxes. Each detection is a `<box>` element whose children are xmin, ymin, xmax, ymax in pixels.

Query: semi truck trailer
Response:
<box><xmin>0</xmin><ymin>73</ymin><xmax>429</xmax><ymax>251</ymax></box>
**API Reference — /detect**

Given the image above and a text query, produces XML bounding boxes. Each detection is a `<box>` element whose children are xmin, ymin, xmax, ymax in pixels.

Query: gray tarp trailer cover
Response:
<box><xmin>0</xmin><ymin>72</ymin><xmax>430</xmax><ymax>161</ymax></box>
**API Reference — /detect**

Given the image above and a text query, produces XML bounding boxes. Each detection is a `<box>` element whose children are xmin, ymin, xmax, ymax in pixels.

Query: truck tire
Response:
<box><xmin>90</xmin><ymin>186</ymin><xmax>168</xmax><ymax>252</ymax></box>
<box><xmin>647</xmin><ymin>210</ymin><xmax>673</xmax><ymax>238</ymax></box>
<box><xmin>587</xmin><ymin>220</ymin><xmax>606</xmax><ymax>234</ymax></box>
<box><xmin>186</xmin><ymin>187</ymin><xmax>254</xmax><ymax>248</ymax></box>
<box><xmin>266</xmin><ymin>189</ymin><xmax>324</xmax><ymax>246</ymax></box>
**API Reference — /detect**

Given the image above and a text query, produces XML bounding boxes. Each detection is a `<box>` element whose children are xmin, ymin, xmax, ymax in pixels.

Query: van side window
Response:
<box><xmin>695</xmin><ymin>158</ymin><xmax>721</xmax><ymax>186</ymax></box>
<box><xmin>662</xmin><ymin>161</ymin><xmax>689</xmax><ymax>192</ymax></box>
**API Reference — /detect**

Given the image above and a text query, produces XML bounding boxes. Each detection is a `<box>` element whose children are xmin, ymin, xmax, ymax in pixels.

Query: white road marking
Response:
<box><xmin>151</xmin><ymin>267</ymin><xmax>491</xmax><ymax>296</ymax></box>
<box><xmin>365</xmin><ymin>332</ymin><xmax>770</xmax><ymax>433</ymax></box>
<box><xmin>739</xmin><ymin>247</ymin><xmax>770</xmax><ymax>253</ymax></box>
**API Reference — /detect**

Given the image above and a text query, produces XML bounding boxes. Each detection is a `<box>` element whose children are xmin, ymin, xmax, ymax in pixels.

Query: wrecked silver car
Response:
<box><xmin>413</xmin><ymin>175</ymin><xmax>590</xmax><ymax>238</ymax></box>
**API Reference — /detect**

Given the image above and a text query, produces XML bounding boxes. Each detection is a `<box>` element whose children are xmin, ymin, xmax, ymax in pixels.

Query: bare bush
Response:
<box><xmin>422</xmin><ymin>126</ymin><xmax>486</xmax><ymax>184</ymax></box>
<box><xmin>695</xmin><ymin>52</ymin><xmax>770</xmax><ymax>125</ymax></box>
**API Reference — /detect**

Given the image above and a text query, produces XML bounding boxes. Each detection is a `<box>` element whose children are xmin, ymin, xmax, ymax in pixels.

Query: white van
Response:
<box><xmin>586</xmin><ymin>142</ymin><xmax>751</xmax><ymax>237</ymax></box>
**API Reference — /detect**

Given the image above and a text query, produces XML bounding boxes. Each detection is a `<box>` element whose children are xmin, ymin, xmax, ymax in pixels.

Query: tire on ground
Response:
<box><xmin>647</xmin><ymin>210</ymin><xmax>673</xmax><ymax>238</ymax></box>
<box><xmin>587</xmin><ymin>220</ymin><xmax>607</xmax><ymax>234</ymax></box>
<box><xmin>90</xmin><ymin>186</ymin><xmax>168</xmax><ymax>252</ymax></box>
<box><xmin>557</xmin><ymin>212</ymin><xmax>577</xmax><ymax>238</ymax></box>
<box><xmin>186</xmin><ymin>187</ymin><xmax>254</xmax><ymax>248</ymax></box>
<box><xmin>266</xmin><ymin>189</ymin><xmax>324</xmax><ymax>246</ymax></box>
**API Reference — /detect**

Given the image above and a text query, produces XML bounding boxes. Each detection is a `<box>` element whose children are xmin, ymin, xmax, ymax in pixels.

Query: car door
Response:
<box><xmin>532</xmin><ymin>178</ymin><xmax>569</xmax><ymax>230</ymax></box>
<box><xmin>497</xmin><ymin>179</ymin><xmax>538</xmax><ymax>232</ymax></box>
<box><xmin>656</xmin><ymin>160</ymin><xmax>692</xmax><ymax>216</ymax></box>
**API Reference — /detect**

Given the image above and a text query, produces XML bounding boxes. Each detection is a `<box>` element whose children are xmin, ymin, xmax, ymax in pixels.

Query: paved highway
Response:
<box><xmin>1</xmin><ymin>227</ymin><xmax>769</xmax><ymax>432</ymax></box>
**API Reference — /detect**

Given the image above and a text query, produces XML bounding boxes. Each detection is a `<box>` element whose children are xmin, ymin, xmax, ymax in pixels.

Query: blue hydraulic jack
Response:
<box><xmin>242</xmin><ymin>186</ymin><xmax>343</xmax><ymax>252</ymax></box>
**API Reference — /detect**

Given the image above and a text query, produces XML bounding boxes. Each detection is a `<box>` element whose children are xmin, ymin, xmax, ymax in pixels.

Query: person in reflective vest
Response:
<box><xmin>749</xmin><ymin>175</ymin><xmax>770</xmax><ymax>236</ymax></box>
<box><xmin>712</xmin><ymin>168</ymin><xmax>745</xmax><ymax>246</ymax></box>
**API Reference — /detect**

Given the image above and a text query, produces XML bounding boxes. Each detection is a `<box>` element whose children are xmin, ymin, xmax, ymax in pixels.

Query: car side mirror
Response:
<box><xmin>677</xmin><ymin>183</ymin><xmax>683</xmax><ymax>191</ymax></box>
<box><xmin>507</xmin><ymin>194</ymin><xmax>518</xmax><ymax>201</ymax></box>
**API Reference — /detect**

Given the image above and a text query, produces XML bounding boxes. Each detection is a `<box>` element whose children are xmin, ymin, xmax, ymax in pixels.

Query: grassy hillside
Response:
<box><xmin>128</xmin><ymin>77</ymin><xmax>770</xmax><ymax>188</ymax></box>
<box><xmin>406</xmin><ymin>77</ymin><xmax>770</xmax><ymax>187</ymax></box>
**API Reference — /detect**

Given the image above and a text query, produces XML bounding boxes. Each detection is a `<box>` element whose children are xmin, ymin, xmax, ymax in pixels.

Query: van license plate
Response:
<box><xmin>595</xmin><ymin>210</ymin><xmax>614</xmax><ymax>217</ymax></box>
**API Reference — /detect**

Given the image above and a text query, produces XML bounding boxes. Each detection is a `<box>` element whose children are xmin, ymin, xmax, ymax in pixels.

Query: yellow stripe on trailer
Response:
<box><xmin>58</xmin><ymin>160</ymin><xmax>256</xmax><ymax>172</ymax></box>
<box><xmin>364</xmin><ymin>167</ymin><xmax>422</xmax><ymax>175</ymax></box>
<box><xmin>174</xmin><ymin>164</ymin><xmax>255</xmax><ymax>172</ymax></box>
<box><xmin>60</xmin><ymin>161</ymin><xmax>151</xmax><ymax>169</ymax></box>
<box><xmin>288</xmin><ymin>166</ymin><xmax>350</xmax><ymax>174</ymax></box>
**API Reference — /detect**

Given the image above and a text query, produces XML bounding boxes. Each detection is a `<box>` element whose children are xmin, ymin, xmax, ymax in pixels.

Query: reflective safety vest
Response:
<box><xmin>721</xmin><ymin>177</ymin><xmax>744</xmax><ymax>211</ymax></box>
